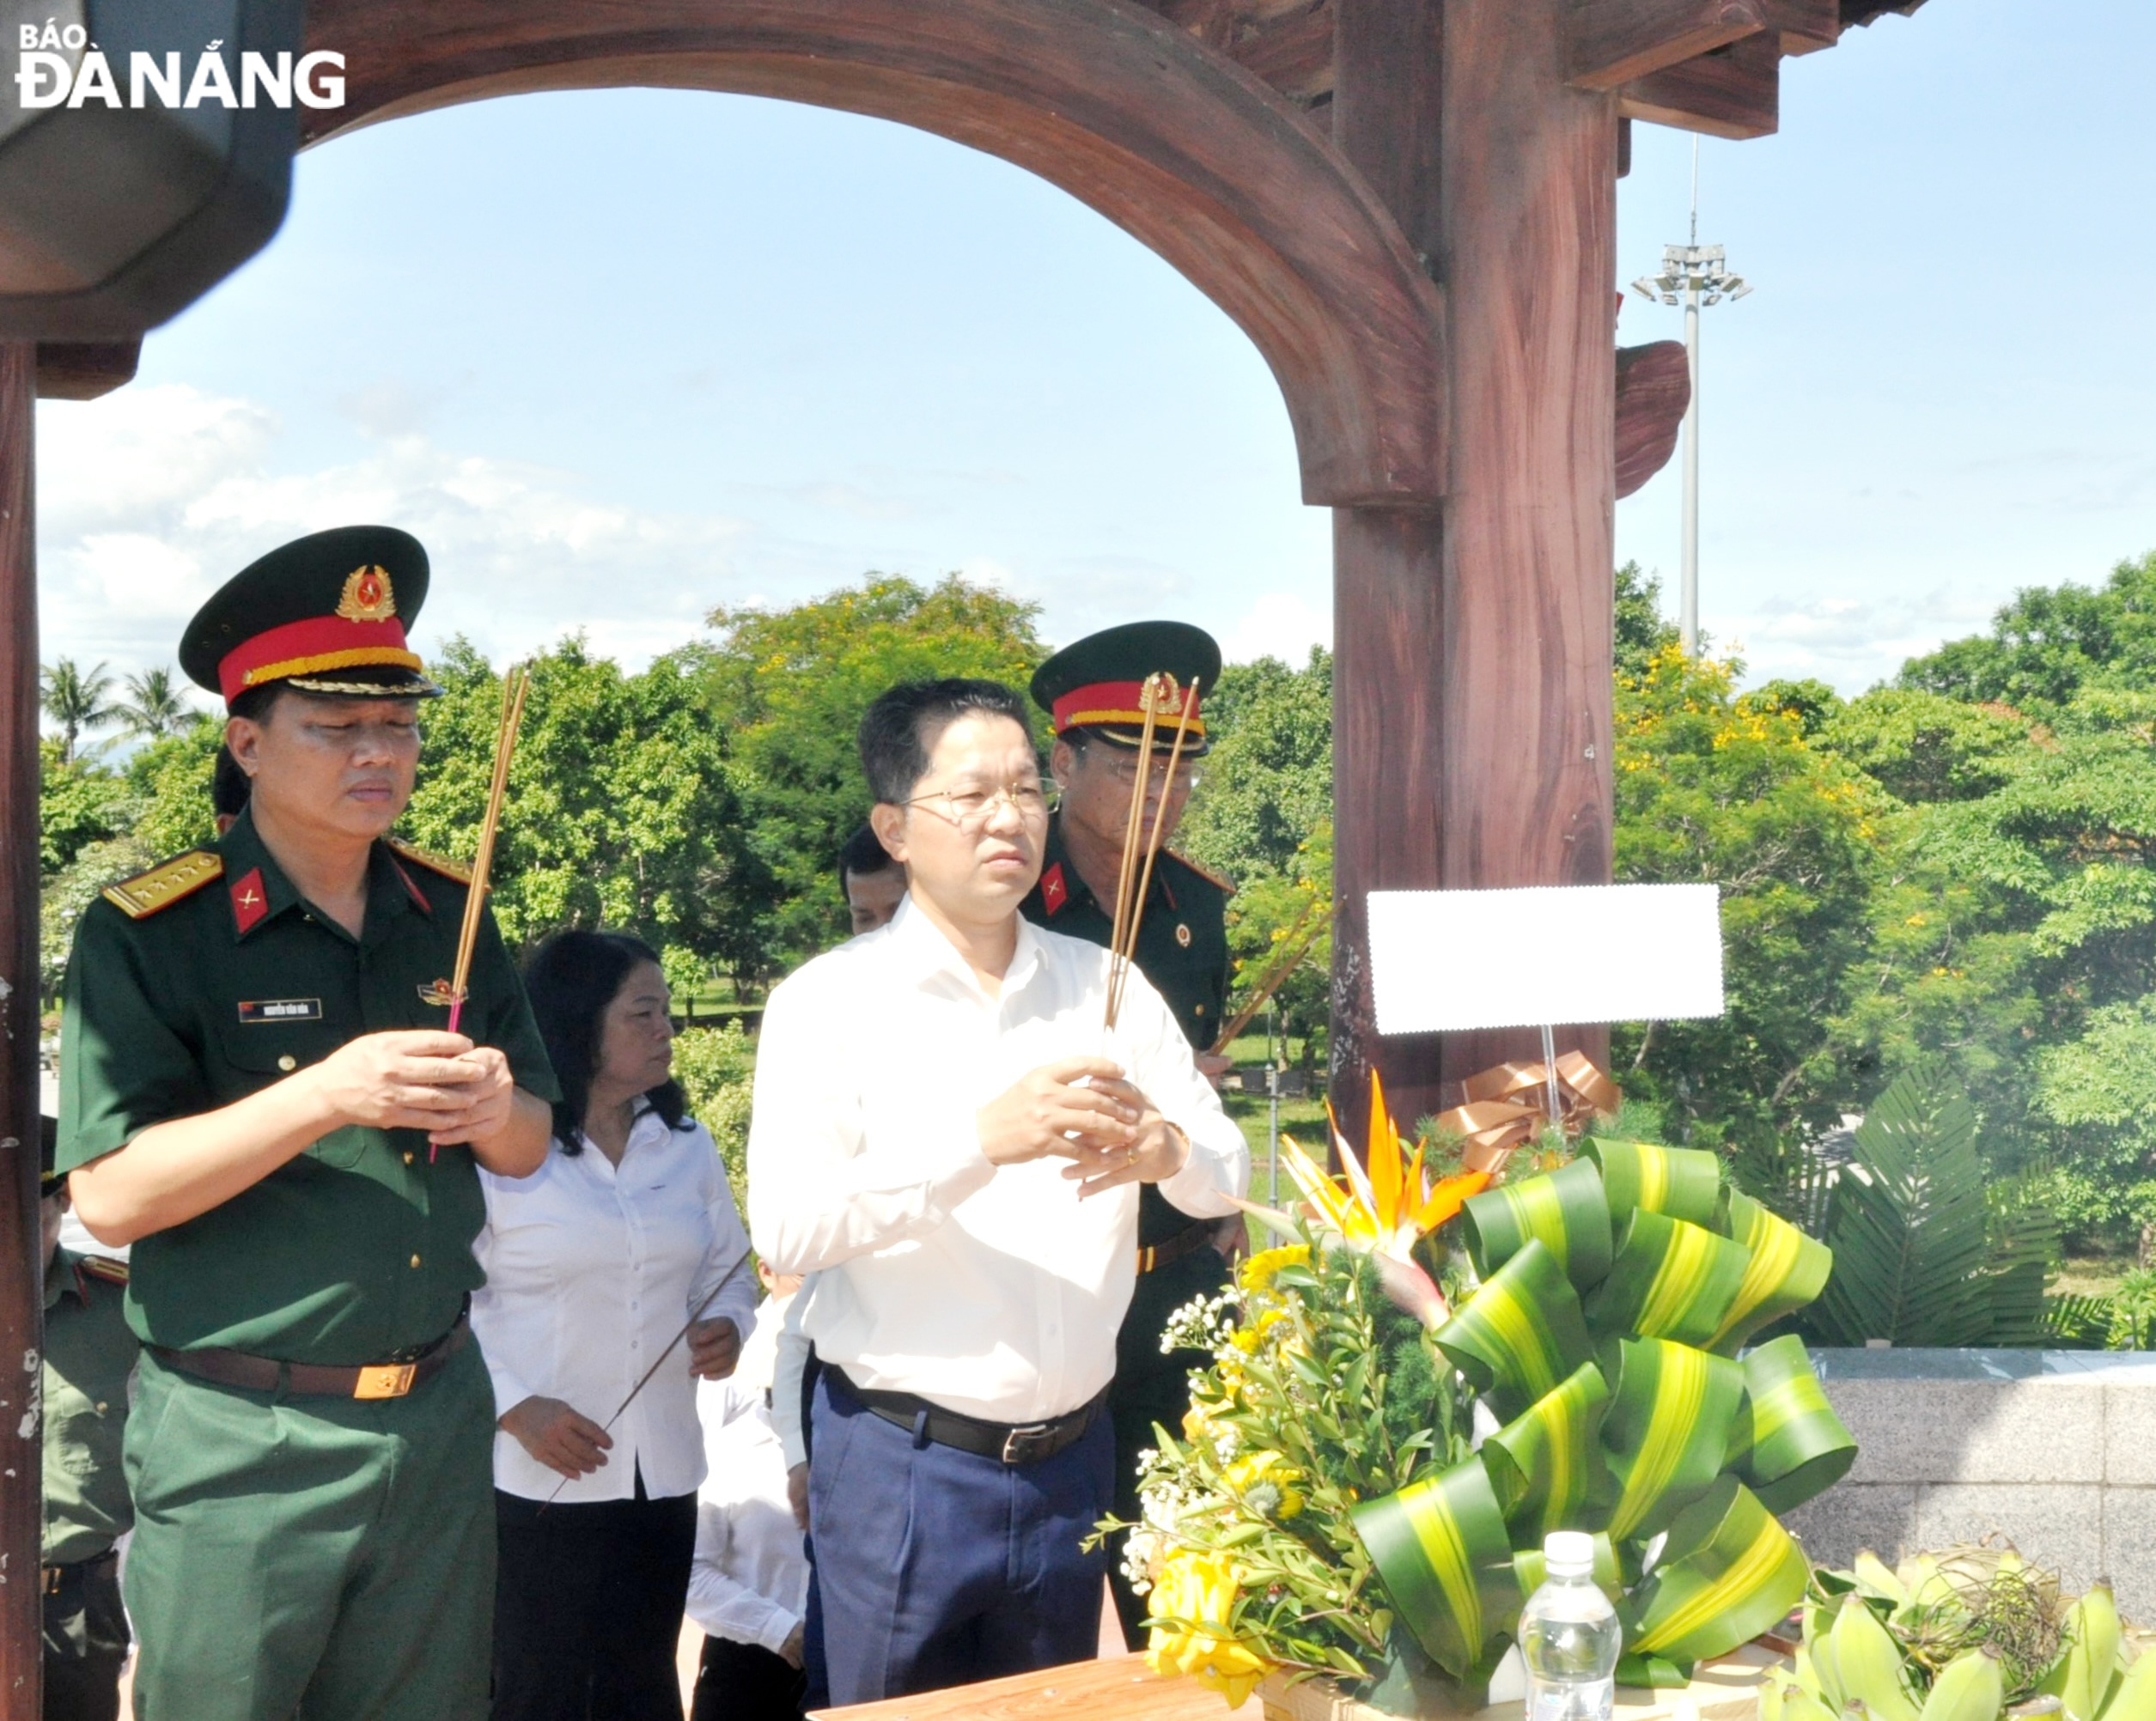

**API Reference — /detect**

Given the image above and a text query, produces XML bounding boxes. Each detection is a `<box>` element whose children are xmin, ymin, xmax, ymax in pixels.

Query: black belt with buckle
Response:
<box><xmin>1138</xmin><ymin>1219</ymin><xmax>1219</xmax><ymax>1275</ymax></box>
<box><xmin>42</xmin><ymin>1548</ymin><xmax>118</xmax><ymax>1596</ymax></box>
<box><xmin>831</xmin><ymin>1367</ymin><xmax>1105</xmax><ymax>1467</ymax></box>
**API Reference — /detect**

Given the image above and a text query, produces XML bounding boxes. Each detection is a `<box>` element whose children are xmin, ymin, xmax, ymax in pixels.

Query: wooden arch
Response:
<box><xmin>301</xmin><ymin>0</ymin><xmax>1448</xmax><ymax>507</ymax></box>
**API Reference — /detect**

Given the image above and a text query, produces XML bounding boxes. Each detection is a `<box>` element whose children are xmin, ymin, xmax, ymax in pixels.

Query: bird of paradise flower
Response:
<box><xmin>1233</xmin><ymin>1071</ymin><xmax>1491</xmax><ymax>1328</ymax></box>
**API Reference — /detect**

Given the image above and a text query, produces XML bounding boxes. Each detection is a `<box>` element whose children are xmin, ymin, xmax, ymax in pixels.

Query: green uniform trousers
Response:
<box><xmin>124</xmin><ymin>1341</ymin><xmax>496</xmax><ymax>1721</ymax></box>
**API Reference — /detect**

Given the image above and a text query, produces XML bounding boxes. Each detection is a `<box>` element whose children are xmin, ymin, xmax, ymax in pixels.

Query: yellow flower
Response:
<box><xmin>1147</xmin><ymin>1550</ymin><xmax>1274</xmax><ymax>1709</ymax></box>
<box><xmin>1239</xmin><ymin>1244</ymin><xmax>1310</xmax><ymax>1294</ymax></box>
<box><xmin>1225</xmin><ymin>1450</ymin><xmax>1306</xmax><ymax>1518</ymax></box>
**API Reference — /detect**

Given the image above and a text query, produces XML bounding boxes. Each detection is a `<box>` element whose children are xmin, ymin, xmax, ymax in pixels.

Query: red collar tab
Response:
<box><xmin>229</xmin><ymin>867</ymin><xmax>270</xmax><ymax>936</ymax></box>
<box><xmin>215</xmin><ymin>613</ymin><xmax>420</xmax><ymax>702</ymax></box>
<box><xmin>1050</xmin><ymin>679</ymin><xmax>1206</xmax><ymax>739</ymax></box>
<box><xmin>1040</xmin><ymin>862</ymin><xmax>1069</xmax><ymax>915</ymax></box>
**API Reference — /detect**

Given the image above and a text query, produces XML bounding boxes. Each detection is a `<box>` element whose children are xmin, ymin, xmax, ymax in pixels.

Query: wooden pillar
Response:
<box><xmin>1331</xmin><ymin>0</ymin><xmax>1617</xmax><ymax>1137</ymax></box>
<box><xmin>0</xmin><ymin>343</ymin><xmax>40</xmax><ymax>1715</ymax></box>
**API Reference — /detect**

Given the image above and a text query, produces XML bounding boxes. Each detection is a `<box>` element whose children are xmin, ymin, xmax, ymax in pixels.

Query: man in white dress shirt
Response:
<box><xmin>747</xmin><ymin>678</ymin><xmax>1248</xmax><ymax>1706</ymax></box>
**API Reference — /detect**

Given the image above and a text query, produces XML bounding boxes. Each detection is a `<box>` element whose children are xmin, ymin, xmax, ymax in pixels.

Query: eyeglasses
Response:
<box><xmin>1093</xmin><ymin>754</ymin><xmax>1202</xmax><ymax>794</ymax></box>
<box><xmin>903</xmin><ymin>780</ymin><xmax>1061</xmax><ymax>830</ymax></box>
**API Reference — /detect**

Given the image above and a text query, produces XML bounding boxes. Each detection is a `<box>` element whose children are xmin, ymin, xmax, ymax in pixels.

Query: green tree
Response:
<box><xmin>400</xmin><ymin>638</ymin><xmax>768</xmax><ymax>980</ymax></box>
<box><xmin>1176</xmin><ymin>648</ymin><xmax>1331</xmax><ymax>889</ymax></box>
<box><xmin>1897</xmin><ymin>548</ymin><xmax>2156</xmax><ymax>712</ymax></box>
<box><xmin>691</xmin><ymin>574</ymin><xmax>1048</xmax><ymax>976</ymax></box>
<box><xmin>38</xmin><ymin>740</ymin><xmax>130</xmax><ymax>874</ymax></box>
<box><xmin>1614</xmin><ymin>561</ymin><xmax>1681</xmax><ymax>677</ymax></box>
<box><xmin>40</xmin><ymin>657</ymin><xmax>114</xmax><ymax>763</ymax></box>
<box><xmin>115</xmin><ymin>666</ymin><xmax>197</xmax><ymax>741</ymax></box>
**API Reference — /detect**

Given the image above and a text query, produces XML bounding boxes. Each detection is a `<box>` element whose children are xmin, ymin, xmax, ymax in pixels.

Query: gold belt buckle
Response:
<box><xmin>1136</xmin><ymin>1244</ymin><xmax>1157</xmax><ymax>1274</ymax></box>
<box><xmin>354</xmin><ymin>1362</ymin><xmax>417</xmax><ymax>1400</ymax></box>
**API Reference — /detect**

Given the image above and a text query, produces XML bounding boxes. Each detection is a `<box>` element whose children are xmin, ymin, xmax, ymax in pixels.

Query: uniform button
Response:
<box><xmin>94</xmin><ymin>1402</ymin><xmax>107</xmax><ymax>1414</ymax></box>
<box><xmin>277</xmin><ymin>1055</ymin><xmax>297</xmax><ymax>1072</ymax></box>
<box><xmin>403</xmin><ymin>1151</ymin><xmax>414</xmax><ymax>1165</ymax></box>
<box><xmin>409</xmin><ymin>1254</ymin><xmax>422</xmax><ymax>1268</ymax></box>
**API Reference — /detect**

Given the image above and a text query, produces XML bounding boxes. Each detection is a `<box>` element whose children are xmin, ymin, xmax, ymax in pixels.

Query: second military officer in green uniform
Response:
<box><xmin>57</xmin><ymin>525</ymin><xmax>560</xmax><ymax>1721</ymax></box>
<box><xmin>1020</xmin><ymin>620</ymin><xmax>1238</xmax><ymax>1646</ymax></box>
<box><xmin>39</xmin><ymin>1109</ymin><xmax>138</xmax><ymax>1721</ymax></box>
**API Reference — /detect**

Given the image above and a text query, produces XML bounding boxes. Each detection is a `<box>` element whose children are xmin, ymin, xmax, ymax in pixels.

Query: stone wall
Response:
<box><xmin>1784</xmin><ymin>1348</ymin><xmax>2156</xmax><ymax>1623</ymax></box>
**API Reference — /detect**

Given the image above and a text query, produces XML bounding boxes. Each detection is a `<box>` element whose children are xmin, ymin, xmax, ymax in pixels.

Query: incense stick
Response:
<box><xmin>1111</xmin><ymin>673</ymin><xmax>1201</xmax><ymax>1028</ymax></box>
<box><xmin>445</xmin><ymin>666</ymin><xmax>530</xmax><ymax>1037</ymax></box>
<box><xmin>1102</xmin><ymin>673</ymin><xmax>1166</xmax><ymax>1031</ymax></box>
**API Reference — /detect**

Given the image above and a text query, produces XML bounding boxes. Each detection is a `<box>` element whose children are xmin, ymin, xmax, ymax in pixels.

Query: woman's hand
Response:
<box><xmin>499</xmin><ymin>1395</ymin><xmax>612</xmax><ymax>1480</ymax></box>
<box><xmin>687</xmin><ymin>1317</ymin><xmax>742</xmax><ymax>1380</ymax></box>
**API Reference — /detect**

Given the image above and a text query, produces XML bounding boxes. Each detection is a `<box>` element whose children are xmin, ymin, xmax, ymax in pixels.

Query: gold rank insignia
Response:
<box><xmin>386</xmin><ymin>837</ymin><xmax>473</xmax><ymax>885</ymax></box>
<box><xmin>79</xmin><ymin>1256</ymin><xmax>129</xmax><ymax>1286</ymax></box>
<box><xmin>335</xmin><ymin>563</ymin><xmax>398</xmax><ymax>623</ymax></box>
<box><xmin>102</xmin><ymin>850</ymin><xmax>224</xmax><ymax>919</ymax></box>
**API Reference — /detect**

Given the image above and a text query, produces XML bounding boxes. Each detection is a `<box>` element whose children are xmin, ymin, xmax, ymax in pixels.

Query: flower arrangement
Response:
<box><xmin>1113</xmin><ymin>1077</ymin><xmax>1861</xmax><ymax>1715</ymax></box>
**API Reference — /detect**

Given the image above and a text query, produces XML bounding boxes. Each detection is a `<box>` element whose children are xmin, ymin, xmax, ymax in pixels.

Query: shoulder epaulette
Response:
<box><xmin>78</xmin><ymin>1256</ymin><xmax>128</xmax><ymax>1286</ymax></box>
<box><xmin>101</xmin><ymin>850</ymin><xmax>223</xmax><ymax>919</ymax></box>
<box><xmin>386</xmin><ymin>838</ymin><xmax>472</xmax><ymax>885</ymax></box>
<box><xmin>1166</xmin><ymin>848</ymin><xmax>1236</xmax><ymax>896</ymax></box>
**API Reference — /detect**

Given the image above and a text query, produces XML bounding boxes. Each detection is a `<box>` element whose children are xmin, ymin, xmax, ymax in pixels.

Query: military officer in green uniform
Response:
<box><xmin>39</xmin><ymin>1109</ymin><xmax>138</xmax><ymax>1721</ymax></box>
<box><xmin>57</xmin><ymin>524</ymin><xmax>559</xmax><ymax>1721</ymax></box>
<box><xmin>1020</xmin><ymin>620</ymin><xmax>1238</xmax><ymax>1645</ymax></box>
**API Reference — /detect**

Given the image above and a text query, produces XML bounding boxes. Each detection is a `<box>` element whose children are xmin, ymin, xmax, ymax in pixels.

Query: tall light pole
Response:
<box><xmin>1632</xmin><ymin>143</ymin><xmax>1751</xmax><ymax>655</ymax></box>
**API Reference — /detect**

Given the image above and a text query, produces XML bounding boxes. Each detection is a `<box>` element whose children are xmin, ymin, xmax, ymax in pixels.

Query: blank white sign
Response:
<box><xmin>1367</xmin><ymin>884</ymin><xmax>1725</xmax><ymax>1036</ymax></box>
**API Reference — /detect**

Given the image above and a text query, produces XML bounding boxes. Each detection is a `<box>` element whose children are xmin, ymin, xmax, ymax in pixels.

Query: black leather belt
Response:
<box><xmin>1138</xmin><ymin>1219</ymin><xmax>1219</xmax><ymax>1274</ymax></box>
<box><xmin>832</xmin><ymin>1367</ymin><xmax>1105</xmax><ymax>1467</ymax></box>
<box><xmin>150</xmin><ymin>1314</ymin><xmax>469</xmax><ymax>1401</ymax></box>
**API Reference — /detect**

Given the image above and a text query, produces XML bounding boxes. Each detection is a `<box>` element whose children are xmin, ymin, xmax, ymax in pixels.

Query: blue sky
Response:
<box><xmin>31</xmin><ymin>1</ymin><xmax>2156</xmax><ymax>702</ymax></box>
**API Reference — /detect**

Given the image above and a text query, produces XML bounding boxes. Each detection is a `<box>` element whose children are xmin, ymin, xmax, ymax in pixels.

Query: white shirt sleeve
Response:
<box><xmin>686</xmin><ymin>1378</ymin><xmax>807</xmax><ymax>1655</ymax></box>
<box><xmin>769</xmin><ymin>1289</ymin><xmax>813</xmax><ymax>1473</ymax></box>
<box><xmin>469</xmin><ymin>1213</ymin><xmax>537</xmax><ymax>1419</ymax></box>
<box><xmin>691</xmin><ymin>1138</ymin><xmax>758</xmax><ymax>1342</ymax></box>
<box><xmin>746</xmin><ymin>965</ymin><xmax>997</xmax><ymax>1274</ymax></box>
<box><xmin>1121</xmin><ymin>970</ymin><xmax>1249</xmax><ymax>1219</ymax></box>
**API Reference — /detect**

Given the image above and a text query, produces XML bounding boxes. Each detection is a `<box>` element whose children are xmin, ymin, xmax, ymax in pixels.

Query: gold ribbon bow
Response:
<box><xmin>1437</xmin><ymin>1052</ymin><xmax>1623</xmax><ymax>1172</ymax></box>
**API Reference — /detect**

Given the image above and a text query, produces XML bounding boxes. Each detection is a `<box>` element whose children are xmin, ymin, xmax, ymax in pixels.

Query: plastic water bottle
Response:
<box><xmin>1518</xmin><ymin>1530</ymin><xmax>1622</xmax><ymax>1721</ymax></box>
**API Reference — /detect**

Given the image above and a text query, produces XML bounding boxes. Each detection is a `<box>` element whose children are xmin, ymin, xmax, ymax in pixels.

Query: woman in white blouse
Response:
<box><xmin>473</xmin><ymin>930</ymin><xmax>757</xmax><ymax>1721</ymax></box>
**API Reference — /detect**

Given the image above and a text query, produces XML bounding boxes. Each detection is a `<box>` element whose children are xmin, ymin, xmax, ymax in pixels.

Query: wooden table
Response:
<box><xmin>813</xmin><ymin>1654</ymin><xmax>1226</xmax><ymax>1721</ymax></box>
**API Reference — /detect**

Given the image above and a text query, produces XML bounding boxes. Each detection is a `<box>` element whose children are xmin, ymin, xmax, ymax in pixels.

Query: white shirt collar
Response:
<box><xmin>885</xmin><ymin>891</ymin><xmax>1043</xmax><ymax>1000</ymax></box>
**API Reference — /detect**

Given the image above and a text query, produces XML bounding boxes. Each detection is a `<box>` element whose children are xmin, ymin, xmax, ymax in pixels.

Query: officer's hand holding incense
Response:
<box><xmin>686</xmin><ymin>1317</ymin><xmax>742</xmax><ymax>1380</ymax></box>
<box><xmin>1060</xmin><ymin>1076</ymin><xmax>1191</xmax><ymax>1198</ymax></box>
<box><xmin>974</xmin><ymin>1055</ymin><xmax>1140</xmax><ymax>1166</ymax></box>
<box><xmin>498</xmin><ymin>1396</ymin><xmax>612</xmax><ymax>1481</ymax></box>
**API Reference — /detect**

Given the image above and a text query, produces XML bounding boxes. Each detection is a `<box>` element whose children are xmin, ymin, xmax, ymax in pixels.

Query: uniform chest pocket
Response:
<box><xmin>215</xmin><ymin>1024</ymin><xmax>368</xmax><ymax>1167</ymax></box>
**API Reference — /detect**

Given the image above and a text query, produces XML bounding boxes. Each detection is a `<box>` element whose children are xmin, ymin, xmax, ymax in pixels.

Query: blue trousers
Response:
<box><xmin>803</xmin><ymin>1371</ymin><xmax>1111</xmax><ymax>1706</ymax></box>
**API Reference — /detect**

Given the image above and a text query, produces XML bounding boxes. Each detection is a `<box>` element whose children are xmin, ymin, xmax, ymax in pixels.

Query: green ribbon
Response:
<box><xmin>1599</xmin><ymin>1336</ymin><xmax>1747</xmax><ymax>1542</ymax></box>
<box><xmin>1352</xmin><ymin>1453</ymin><xmax>1523</xmax><ymax>1679</ymax></box>
<box><xmin>1629</xmin><ymin>1475</ymin><xmax>1811</xmax><ymax>1667</ymax></box>
<box><xmin>1584</xmin><ymin>1210</ymin><xmax>1751</xmax><ymax>1347</ymax></box>
<box><xmin>1462</xmin><ymin>1158</ymin><xmax>1615</xmax><ymax>1291</ymax></box>
<box><xmin>1481</xmin><ymin>1360</ymin><xmax>1615</xmax><ymax>1543</ymax></box>
<box><xmin>1581</xmin><ymin>1138</ymin><xmax>1722</xmax><ymax>1227</ymax></box>
<box><xmin>1431</xmin><ymin>1238</ymin><xmax>1595</xmax><ymax>1423</ymax></box>
<box><xmin>1707</xmin><ymin>1195</ymin><xmax>1835</xmax><ymax>1357</ymax></box>
<box><xmin>1729</xmin><ymin>1334</ymin><xmax>1858</xmax><ymax>1514</ymax></box>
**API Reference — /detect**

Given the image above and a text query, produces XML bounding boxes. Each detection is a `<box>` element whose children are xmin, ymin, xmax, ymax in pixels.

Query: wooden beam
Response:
<box><xmin>1230</xmin><ymin>2</ymin><xmax>1336</xmax><ymax>103</ymax></box>
<box><xmin>1566</xmin><ymin>0</ymin><xmax>1764</xmax><ymax>92</ymax></box>
<box><xmin>1619</xmin><ymin>31</ymin><xmax>1780</xmax><ymax>138</ymax></box>
<box><xmin>33</xmin><ymin>340</ymin><xmax>140</xmax><ymax>402</ymax></box>
<box><xmin>0</xmin><ymin>342</ymin><xmax>40</xmax><ymax>1719</ymax></box>
<box><xmin>1615</xmin><ymin>338</ymin><xmax>1689</xmax><ymax>498</ymax></box>
<box><xmin>1759</xmin><ymin>0</ymin><xmax>1837</xmax><ymax>52</ymax></box>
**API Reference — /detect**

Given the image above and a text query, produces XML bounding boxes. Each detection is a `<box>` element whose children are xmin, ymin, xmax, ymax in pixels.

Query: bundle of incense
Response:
<box><xmin>1103</xmin><ymin>672</ymin><xmax>1202</xmax><ymax>1031</ymax></box>
<box><xmin>441</xmin><ymin>665</ymin><xmax>532</xmax><ymax>1036</ymax></box>
<box><xmin>1208</xmin><ymin>893</ymin><xmax>1331</xmax><ymax>1056</ymax></box>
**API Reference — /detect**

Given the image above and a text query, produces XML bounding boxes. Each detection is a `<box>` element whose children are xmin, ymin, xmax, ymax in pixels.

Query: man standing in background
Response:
<box><xmin>1021</xmin><ymin>621</ymin><xmax>1239</xmax><ymax>1645</ymax></box>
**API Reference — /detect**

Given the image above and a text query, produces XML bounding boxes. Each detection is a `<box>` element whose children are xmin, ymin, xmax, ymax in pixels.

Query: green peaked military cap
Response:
<box><xmin>1031</xmin><ymin>619</ymin><xmax>1221</xmax><ymax>755</ymax></box>
<box><xmin>179</xmin><ymin>524</ymin><xmax>442</xmax><ymax>703</ymax></box>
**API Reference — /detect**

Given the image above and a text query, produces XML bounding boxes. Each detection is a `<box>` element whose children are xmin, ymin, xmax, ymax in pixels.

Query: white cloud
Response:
<box><xmin>1221</xmin><ymin>591</ymin><xmax>1331</xmax><ymax>666</ymax></box>
<box><xmin>1715</xmin><ymin>585</ymin><xmax>2000</xmax><ymax>692</ymax></box>
<box><xmin>32</xmin><ymin>386</ymin><xmax>748</xmax><ymax>678</ymax></box>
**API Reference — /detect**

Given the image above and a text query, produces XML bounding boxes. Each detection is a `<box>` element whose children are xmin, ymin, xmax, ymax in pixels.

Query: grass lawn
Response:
<box><xmin>2053</xmin><ymin>1253</ymin><xmax>2135</xmax><ymax>1298</ymax></box>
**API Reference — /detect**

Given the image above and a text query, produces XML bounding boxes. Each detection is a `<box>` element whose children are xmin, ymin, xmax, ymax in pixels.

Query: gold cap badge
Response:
<box><xmin>335</xmin><ymin>564</ymin><xmax>397</xmax><ymax>623</ymax></box>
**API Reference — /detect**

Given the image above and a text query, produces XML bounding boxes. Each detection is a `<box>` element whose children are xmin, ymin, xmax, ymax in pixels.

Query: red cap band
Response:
<box><xmin>216</xmin><ymin>615</ymin><xmax>420</xmax><ymax>702</ymax></box>
<box><xmin>1051</xmin><ymin>678</ymin><xmax>1205</xmax><ymax>737</ymax></box>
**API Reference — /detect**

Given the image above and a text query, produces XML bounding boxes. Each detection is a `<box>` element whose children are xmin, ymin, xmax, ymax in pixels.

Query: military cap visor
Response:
<box><xmin>180</xmin><ymin>525</ymin><xmax>442</xmax><ymax>703</ymax></box>
<box><xmin>1032</xmin><ymin>619</ymin><xmax>1221</xmax><ymax>756</ymax></box>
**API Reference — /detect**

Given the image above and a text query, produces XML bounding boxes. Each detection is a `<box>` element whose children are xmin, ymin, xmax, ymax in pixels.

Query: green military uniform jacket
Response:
<box><xmin>57</xmin><ymin>808</ymin><xmax>559</xmax><ymax>1365</ymax></box>
<box><xmin>42</xmin><ymin>1249</ymin><xmax>137</xmax><ymax>1566</ymax></box>
<box><xmin>1017</xmin><ymin>815</ymin><xmax>1233</xmax><ymax>1245</ymax></box>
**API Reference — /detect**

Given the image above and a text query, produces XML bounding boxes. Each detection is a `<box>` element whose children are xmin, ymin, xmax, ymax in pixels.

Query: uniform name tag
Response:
<box><xmin>238</xmin><ymin>999</ymin><xmax>324</xmax><ymax>1025</ymax></box>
